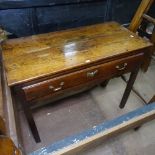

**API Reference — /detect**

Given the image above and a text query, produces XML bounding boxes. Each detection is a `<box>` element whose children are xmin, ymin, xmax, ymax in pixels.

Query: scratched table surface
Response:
<box><xmin>1</xmin><ymin>22</ymin><xmax>152</xmax><ymax>86</ymax></box>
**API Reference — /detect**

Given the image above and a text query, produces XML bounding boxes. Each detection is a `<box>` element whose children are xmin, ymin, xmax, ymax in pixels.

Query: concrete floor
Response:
<box><xmin>19</xmin><ymin>59</ymin><xmax>155</xmax><ymax>155</ymax></box>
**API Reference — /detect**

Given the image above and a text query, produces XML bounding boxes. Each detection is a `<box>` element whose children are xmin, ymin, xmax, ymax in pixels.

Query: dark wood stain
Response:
<box><xmin>2</xmin><ymin>22</ymin><xmax>152</xmax><ymax>86</ymax></box>
<box><xmin>1</xmin><ymin>22</ymin><xmax>153</xmax><ymax>142</ymax></box>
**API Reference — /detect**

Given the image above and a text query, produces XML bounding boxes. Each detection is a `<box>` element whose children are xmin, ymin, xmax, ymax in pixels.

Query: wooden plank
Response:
<box><xmin>0</xmin><ymin>85</ymin><xmax>3</xmax><ymax>118</ymax></box>
<box><xmin>1</xmin><ymin>64</ymin><xmax>25</xmax><ymax>154</ymax></box>
<box><xmin>1</xmin><ymin>66</ymin><xmax>19</xmax><ymax>147</ymax></box>
<box><xmin>151</xmin><ymin>27</ymin><xmax>155</xmax><ymax>46</ymax></box>
<box><xmin>129</xmin><ymin>0</ymin><xmax>154</xmax><ymax>32</ymax></box>
<box><xmin>0</xmin><ymin>40</ymin><xmax>7</xmax><ymax>135</ymax></box>
<box><xmin>143</xmin><ymin>14</ymin><xmax>155</xmax><ymax>25</ymax></box>
<box><xmin>0</xmin><ymin>46</ymin><xmax>22</xmax><ymax>154</ymax></box>
<box><xmin>0</xmin><ymin>51</ymin><xmax>4</xmax><ymax>117</ymax></box>
<box><xmin>29</xmin><ymin>102</ymin><xmax>155</xmax><ymax>155</ymax></box>
<box><xmin>149</xmin><ymin>95</ymin><xmax>155</xmax><ymax>103</ymax></box>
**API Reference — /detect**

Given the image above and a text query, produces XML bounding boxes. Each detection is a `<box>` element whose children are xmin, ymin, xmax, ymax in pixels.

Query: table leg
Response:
<box><xmin>148</xmin><ymin>95</ymin><xmax>155</xmax><ymax>104</ymax></box>
<box><xmin>19</xmin><ymin>91</ymin><xmax>41</xmax><ymax>143</ymax></box>
<box><xmin>100</xmin><ymin>79</ymin><xmax>110</xmax><ymax>88</ymax></box>
<box><xmin>119</xmin><ymin>65</ymin><xmax>140</xmax><ymax>109</ymax></box>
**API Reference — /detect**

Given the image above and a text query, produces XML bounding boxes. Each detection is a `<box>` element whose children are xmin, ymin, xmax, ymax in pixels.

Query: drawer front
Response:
<box><xmin>23</xmin><ymin>53</ymin><xmax>143</xmax><ymax>101</ymax></box>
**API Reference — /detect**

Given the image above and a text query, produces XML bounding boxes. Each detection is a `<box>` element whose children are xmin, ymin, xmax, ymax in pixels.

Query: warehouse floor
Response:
<box><xmin>19</xmin><ymin>59</ymin><xmax>155</xmax><ymax>155</ymax></box>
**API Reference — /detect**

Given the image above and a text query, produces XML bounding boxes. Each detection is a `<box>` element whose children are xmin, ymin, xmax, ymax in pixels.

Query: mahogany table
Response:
<box><xmin>1</xmin><ymin>22</ymin><xmax>153</xmax><ymax>142</ymax></box>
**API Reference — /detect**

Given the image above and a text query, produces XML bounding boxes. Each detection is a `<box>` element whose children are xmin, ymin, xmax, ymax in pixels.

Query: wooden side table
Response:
<box><xmin>1</xmin><ymin>22</ymin><xmax>153</xmax><ymax>142</ymax></box>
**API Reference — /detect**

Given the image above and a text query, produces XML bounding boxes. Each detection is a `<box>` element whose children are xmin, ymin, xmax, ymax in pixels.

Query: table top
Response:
<box><xmin>2</xmin><ymin>22</ymin><xmax>152</xmax><ymax>86</ymax></box>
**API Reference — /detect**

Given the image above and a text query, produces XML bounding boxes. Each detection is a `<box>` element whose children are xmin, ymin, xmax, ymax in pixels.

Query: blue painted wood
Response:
<box><xmin>1</xmin><ymin>0</ymin><xmax>148</xmax><ymax>37</ymax></box>
<box><xmin>29</xmin><ymin>103</ymin><xmax>155</xmax><ymax>155</ymax></box>
<box><xmin>0</xmin><ymin>0</ymin><xmax>103</xmax><ymax>9</ymax></box>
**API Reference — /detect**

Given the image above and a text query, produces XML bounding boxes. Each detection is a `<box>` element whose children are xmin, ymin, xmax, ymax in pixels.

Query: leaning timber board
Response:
<box><xmin>29</xmin><ymin>102</ymin><xmax>155</xmax><ymax>155</ymax></box>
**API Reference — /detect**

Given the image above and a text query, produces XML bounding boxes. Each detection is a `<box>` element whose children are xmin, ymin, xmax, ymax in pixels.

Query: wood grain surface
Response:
<box><xmin>2</xmin><ymin>22</ymin><xmax>152</xmax><ymax>86</ymax></box>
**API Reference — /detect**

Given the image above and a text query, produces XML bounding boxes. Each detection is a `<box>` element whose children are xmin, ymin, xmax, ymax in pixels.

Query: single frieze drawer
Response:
<box><xmin>23</xmin><ymin>53</ymin><xmax>144</xmax><ymax>101</ymax></box>
<box><xmin>2</xmin><ymin>21</ymin><xmax>152</xmax><ymax>142</ymax></box>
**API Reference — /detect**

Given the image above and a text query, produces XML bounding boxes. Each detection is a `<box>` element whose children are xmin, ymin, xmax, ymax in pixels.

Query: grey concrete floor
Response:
<box><xmin>19</xmin><ymin>59</ymin><xmax>155</xmax><ymax>155</ymax></box>
<box><xmin>82</xmin><ymin>59</ymin><xmax>155</xmax><ymax>155</ymax></box>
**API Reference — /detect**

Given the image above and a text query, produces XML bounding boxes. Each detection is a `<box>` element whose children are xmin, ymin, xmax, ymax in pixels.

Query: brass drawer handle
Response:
<box><xmin>53</xmin><ymin>87</ymin><xmax>62</xmax><ymax>92</ymax></box>
<box><xmin>49</xmin><ymin>82</ymin><xmax>64</xmax><ymax>92</ymax></box>
<box><xmin>87</xmin><ymin>70</ymin><xmax>98</xmax><ymax>78</ymax></box>
<box><xmin>116</xmin><ymin>63</ymin><xmax>128</xmax><ymax>71</ymax></box>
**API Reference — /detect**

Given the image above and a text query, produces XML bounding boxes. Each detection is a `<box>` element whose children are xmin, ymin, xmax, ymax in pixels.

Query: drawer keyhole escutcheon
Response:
<box><xmin>87</xmin><ymin>70</ymin><xmax>98</xmax><ymax>78</ymax></box>
<box><xmin>49</xmin><ymin>82</ymin><xmax>64</xmax><ymax>92</ymax></box>
<box><xmin>116</xmin><ymin>63</ymin><xmax>128</xmax><ymax>71</ymax></box>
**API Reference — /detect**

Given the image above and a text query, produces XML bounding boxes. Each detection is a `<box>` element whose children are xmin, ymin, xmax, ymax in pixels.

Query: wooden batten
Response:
<box><xmin>129</xmin><ymin>0</ymin><xmax>154</xmax><ymax>32</ymax></box>
<box><xmin>1</xmin><ymin>65</ymin><xmax>21</xmax><ymax>148</ymax></box>
<box><xmin>30</xmin><ymin>102</ymin><xmax>155</xmax><ymax>155</ymax></box>
<box><xmin>0</xmin><ymin>49</ymin><xmax>22</xmax><ymax>154</ymax></box>
<box><xmin>143</xmin><ymin>14</ymin><xmax>155</xmax><ymax>25</ymax></box>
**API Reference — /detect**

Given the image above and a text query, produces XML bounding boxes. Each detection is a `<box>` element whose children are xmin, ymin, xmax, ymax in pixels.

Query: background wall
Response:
<box><xmin>0</xmin><ymin>0</ymin><xmax>154</xmax><ymax>38</ymax></box>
